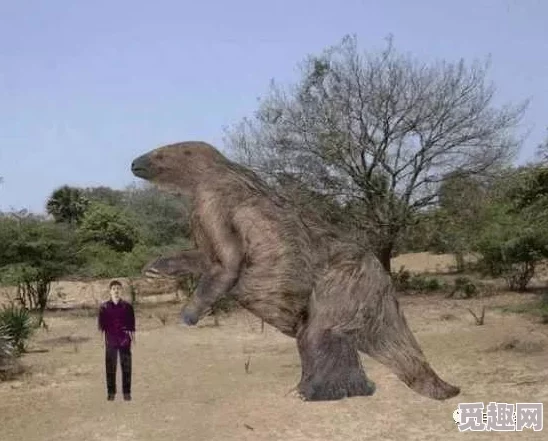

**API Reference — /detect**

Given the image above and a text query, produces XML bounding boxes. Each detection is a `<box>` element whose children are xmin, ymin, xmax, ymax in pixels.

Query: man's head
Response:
<box><xmin>109</xmin><ymin>280</ymin><xmax>123</xmax><ymax>304</ymax></box>
<box><xmin>130</xmin><ymin>141</ymin><xmax>227</xmax><ymax>195</ymax></box>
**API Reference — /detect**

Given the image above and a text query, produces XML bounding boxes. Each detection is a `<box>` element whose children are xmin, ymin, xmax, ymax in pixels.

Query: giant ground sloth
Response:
<box><xmin>131</xmin><ymin>141</ymin><xmax>460</xmax><ymax>401</ymax></box>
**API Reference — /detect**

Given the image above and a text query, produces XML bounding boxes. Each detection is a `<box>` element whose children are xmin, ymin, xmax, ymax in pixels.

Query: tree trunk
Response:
<box><xmin>377</xmin><ymin>244</ymin><xmax>393</xmax><ymax>273</ymax></box>
<box><xmin>455</xmin><ymin>252</ymin><xmax>465</xmax><ymax>273</ymax></box>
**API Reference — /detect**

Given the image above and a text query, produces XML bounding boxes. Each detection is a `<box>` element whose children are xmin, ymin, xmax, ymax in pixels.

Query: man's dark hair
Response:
<box><xmin>109</xmin><ymin>280</ymin><xmax>123</xmax><ymax>289</ymax></box>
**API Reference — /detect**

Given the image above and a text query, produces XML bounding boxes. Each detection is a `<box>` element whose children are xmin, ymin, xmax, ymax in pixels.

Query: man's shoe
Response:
<box><xmin>107</xmin><ymin>394</ymin><xmax>115</xmax><ymax>401</ymax></box>
<box><xmin>123</xmin><ymin>394</ymin><xmax>131</xmax><ymax>401</ymax></box>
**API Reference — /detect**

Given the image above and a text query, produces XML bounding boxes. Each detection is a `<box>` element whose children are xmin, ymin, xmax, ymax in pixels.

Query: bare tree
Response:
<box><xmin>224</xmin><ymin>35</ymin><xmax>528</xmax><ymax>272</ymax></box>
<box><xmin>535</xmin><ymin>128</ymin><xmax>548</xmax><ymax>163</ymax></box>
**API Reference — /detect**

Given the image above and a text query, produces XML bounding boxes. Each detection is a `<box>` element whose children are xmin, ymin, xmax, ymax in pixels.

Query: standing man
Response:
<box><xmin>98</xmin><ymin>280</ymin><xmax>135</xmax><ymax>401</ymax></box>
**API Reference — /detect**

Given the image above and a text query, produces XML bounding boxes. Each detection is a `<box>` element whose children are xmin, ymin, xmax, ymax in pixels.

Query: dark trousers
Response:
<box><xmin>105</xmin><ymin>346</ymin><xmax>132</xmax><ymax>396</ymax></box>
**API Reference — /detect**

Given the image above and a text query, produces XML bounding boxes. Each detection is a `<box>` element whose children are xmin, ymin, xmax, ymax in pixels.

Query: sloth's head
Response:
<box><xmin>131</xmin><ymin>141</ymin><xmax>226</xmax><ymax>194</ymax></box>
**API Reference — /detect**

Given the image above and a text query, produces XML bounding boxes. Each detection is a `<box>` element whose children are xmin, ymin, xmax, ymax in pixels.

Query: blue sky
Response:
<box><xmin>1</xmin><ymin>0</ymin><xmax>547</xmax><ymax>213</ymax></box>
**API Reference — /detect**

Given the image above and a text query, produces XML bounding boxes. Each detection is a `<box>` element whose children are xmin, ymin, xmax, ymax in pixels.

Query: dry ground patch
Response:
<box><xmin>1</xmin><ymin>253</ymin><xmax>547</xmax><ymax>440</ymax></box>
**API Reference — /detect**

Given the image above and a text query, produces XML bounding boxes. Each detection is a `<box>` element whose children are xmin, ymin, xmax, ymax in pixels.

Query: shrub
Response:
<box><xmin>474</xmin><ymin>194</ymin><xmax>548</xmax><ymax>291</ymax></box>
<box><xmin>425</xmin><ymin>277</ymin><xmax>442</xmax><ymax>291</ymax></box>
<box><xmin>392</xmin><ymin>267</ymin><xmax>411</xmax><ymax>291</ymax></box>
<box><xmin>392</xmin><ymin>267</ymin><xmax>444</xmax><ymax>293</ymax></box>
<box><xmin>541</xmin><ymin>292</ymin><xmax>548</xmax><ymax>324</ymax></box>
<box><xmin>76</xmin><ymin>241</ymin><xmax>189</xmax><ymax>279</ymax></box>
<box><xmin>123</xmin><ymin>184</ymin><xmax>191</xmax><ymax>246</ymax></box>
<box><xmin>476</xmin><ymin>231</ymin><xmax>548</xmax><ymax>291</ymax></box>
<box><xmin>77</xmin><ymin>202</ymin><xmax>139</xmax><ymax>253</ymax></box>
<box><xmin>0</xmin><ymin>216</ymin><xmax>81</xmax><ymax>324</ymax></box>
<box><xmin>454</xmin><ymin>276</ymin><xmax>478</xmax><ymax>298</ymax></box>
<box><xmin>0</xmin><ymin>322</ymin><xmax>16</xmax><ymax>377</ymax></box>
<box><xmin>0</xmin><ymin>304</ymin><xmax>35</xmax><ymax>354</ymax></box>
<box><xmin>76</xmin><ymin>243</ymin><xmax>150</xmax><ymax>279</ymax></box>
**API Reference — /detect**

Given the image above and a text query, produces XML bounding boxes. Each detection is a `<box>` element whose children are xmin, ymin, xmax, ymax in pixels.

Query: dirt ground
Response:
<box><xmin>1</xmin><ymin>253</ymin><xmax>547</xmax><ymax>441</ymax></box>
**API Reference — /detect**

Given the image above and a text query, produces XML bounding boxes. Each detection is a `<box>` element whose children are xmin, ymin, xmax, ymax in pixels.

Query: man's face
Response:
<box><xmin>110</xmin><ymin>284</ymin><xmax>122</xmax><ymax>303</ymax></box>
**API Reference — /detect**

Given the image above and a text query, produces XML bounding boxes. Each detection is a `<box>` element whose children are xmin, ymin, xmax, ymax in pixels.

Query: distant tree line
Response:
<box><xmin>0</xmin><ymin>183</ymin><xmax>192</xmax><ymax>318</ymax></box>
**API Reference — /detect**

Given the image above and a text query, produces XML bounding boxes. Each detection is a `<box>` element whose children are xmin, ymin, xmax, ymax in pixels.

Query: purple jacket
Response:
<box><xmin>98</xmin><ymin>300</ymin><xmax>135</xmax><ymax>348</ymax></box>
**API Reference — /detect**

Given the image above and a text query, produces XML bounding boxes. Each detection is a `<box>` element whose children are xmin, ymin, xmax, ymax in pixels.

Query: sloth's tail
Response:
<box><xmin>310</xmin><ymin>254</ymin><xmax>460</xmax><ymax>400</ymax></box>
<box><xmin>354</xmin><ymin>289</ymin><xmax>460</xmax><ymax>400</ymax></box>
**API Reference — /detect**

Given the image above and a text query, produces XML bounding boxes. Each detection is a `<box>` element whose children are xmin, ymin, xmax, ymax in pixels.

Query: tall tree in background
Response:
<box><xmin>435</xmin><ymin>173</ymin><xmax>487</xmax><ymax>271</ymax></box>
<box><xmin>46</xmin><ymin>185</ymin><xmax>89</xmax><ymax>225</ymax></box>
<box><xmin>81</xmin><ymin>186</ymin><xmax>125</xmax><ymax>207</ymax></box>
<box><xmin>225</xmin><ymin>35</ymin><xmax>527</xmax><ymax>271</ymax></box>
<box><xmin>535</xmin><ymin>128</ymin><xmax>548</xmax><ymax>164</ymax></box>
<box><xmin>124</xmin><ymin>183</ymin><xmax>191</xmax><ymax>246</ymax></box>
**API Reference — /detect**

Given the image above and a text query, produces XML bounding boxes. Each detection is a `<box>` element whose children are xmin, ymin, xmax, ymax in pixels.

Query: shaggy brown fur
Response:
<box><xmin>143</xmin><ymin>250</ymin><xmax>207</xmax><ymax>279</ymax></box>
<box><xmin>131</xmin><ymin>141</ymin><xmax>460</xmax><ymax>401</ymax></box>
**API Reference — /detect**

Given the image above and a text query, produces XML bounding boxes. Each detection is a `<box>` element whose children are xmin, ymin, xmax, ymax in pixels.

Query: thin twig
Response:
<box><xmin>467</xmin><ymin>306</ymin><xmax>486</xmax><ymax>325</ymax></box>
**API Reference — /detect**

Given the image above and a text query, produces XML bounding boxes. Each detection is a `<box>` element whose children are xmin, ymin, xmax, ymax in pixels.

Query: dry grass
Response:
<box><xmin>1</xmin><ymin>252</ymin><xmax>547</xmax><ymax>441</ymax></box>
<box><xmin>487</xmin><ymin>337</ymin><xmax>547</xmax><ymax>354</ymax></box>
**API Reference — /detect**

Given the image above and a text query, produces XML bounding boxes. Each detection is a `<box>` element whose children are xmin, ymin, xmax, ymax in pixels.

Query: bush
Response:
<box><xmin>541</xmin><ymin>292</ymin><xmax>548</xmax><ymax>324</ymax></box>
<box><xmin>76</xmin><ymin>241</ymin><xmax>190</xmax><ymax>279</ymax></box>
<box><xmin>473</xmin><ymin>180</ymin><xmax>548</xmax><ymax>291</ymax></box>
<box><xmin>0</xmin><ymin>216</ymin><xmax>81</xmax><ymax>323</ymax></box>
<box><xmin>76</xmin><ymin>243</ymin><xmax>150</xmax><ymax>279</ymax></box>
<box><xmin>0</xmin><ymin>322</ymin><xmax>16</xmax><ymax>377</ymax></box>
<box><xmin>77</xmin><ymin>202</ymin><xmax>139</xmax><ymax>253</ymax></box>
<box><xmin>0</xmin><ymin>304</ymin><xmax>35</xmax><ymax>354</ymax></box>
<box><xmin>392</xmin><ymin>267</ymin><xmax>411</xmax><ymax>290</ymax></box>
<box><xmin>425</xmin><ymin>277</ymin><xmax>442</xmax><ymax>291</ymax></box>
<box><xmin>123</xmin><ymin>184</ymin><xmax>191</xmax><ymax>246</ymax></box>
<box><xmin>408</xmin><ymin>274</ymin><xmax>443</xmax><ymax>292</ymax></box>
<box><xmin>392</xmin><ymin>267</ymin><xmax>444</xmax><ymax>293</ymax></box>
<box><xmin>453</xmin><ymin>276</ymin><xmax>478</xmax><ymax>298</ymax></box>
<box><xmin>476</xmin><ymin>229</ymin><xmax>548</xmax><ymax>291</ymax></box>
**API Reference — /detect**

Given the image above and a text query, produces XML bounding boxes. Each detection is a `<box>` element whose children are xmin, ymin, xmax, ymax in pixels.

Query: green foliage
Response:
<box><xmin>476</xmin><ymin>228</ymin><xmax>548</xmax><ymax>291</ymax></box>
<box><xmin>392</xmin><ymin>267</ymin><xmax>444</xmax><ymax>293</ymax></box>
<box><xmin>124</xmin><ymin>184</ymin><xmax>190</xmax><ymax>246</ymax></box>
<box><xmin>77</xmin><ymin>202</ymin><xmax>139</xmax><ymax>252</ymax></box>
<box><xmin>541</xmin><ymin>292</ymin><xmax>548</xmax><ymax>324</ymax></box>
<box><xmin>0</xmin><ymin>322</ymin><xmax>16</xmax><ymax>376</ymax></box>
<box><xmin>497</xmin><ymin>296</ymin><xmax>548</xmax><ymax>324</ymax></box>
<box><xmin>2</xmin><ymin>182</ymin><xmax>193</xmax><ymax>284</ymax></box>
<box><xmin>397</xmin><ymin>210</ymin><xmax>442</xmax><ymax>254</ymax></box>
<box><xmin>46</xmin><ymin>185</ymin><xmax>89</xmax><ymax>225</ymax></box>
<box><xmin>433</xmin><ymin>174</ymin><xmax>487</xmax><ymax>271</ymax></box>
<box><xmin>81</xmin><ymin>186</ymin><xmax>125</xmax><ymax>207</ymax></box>
<box><xmin>392</xmin><ymin>267</ymin><xmax>412</xmax><ymax>290</ymax></box>
<box><xmin>507</xmin><ymin>166</ymin><xmax>548</xmax><ymax>213</ymax></box>
<box><xmin>0</xmin><ymin>304</ymin><xmax>35</xmax><ymax>354</ymax></box>
<box><xmin>75</xmin><ymin>242</ymin><xmax>152</xmax><ymax>278</ymax></box>
<box><xmin>0</xmin><ymin>216</ymin><xmax>81</xmax><ymax>315</ymax></box>
<box><xmin>474</xmin><ymin>167</ymin><xmax>548</xmax><ymax>291</ymax></box>
<box><xmin>453</xmin><ymin>276</ymin><xmax>478</xmax><ymax>297</ymax></box>
<box><xmin>408</xmin><ymin>275</ymin><xmax>443</xmax><ymax>292</ymax></box>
